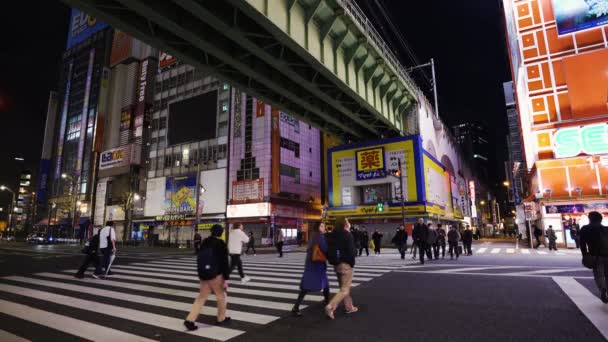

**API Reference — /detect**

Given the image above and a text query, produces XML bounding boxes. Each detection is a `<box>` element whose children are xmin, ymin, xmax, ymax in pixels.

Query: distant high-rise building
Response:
<box><xmin>452</xmin><ymin>122</ymin><xmax>490</xmax><ymax>183</ymax></box>
<box><xmin>503</xmin><ymin>81</ymin><xmax>526</xmax><ymax>205</ymax></box>
<box><xmin>15</xmin><ymin>171</ymin><xmax>34</xmax><ymax>233</ymax></box>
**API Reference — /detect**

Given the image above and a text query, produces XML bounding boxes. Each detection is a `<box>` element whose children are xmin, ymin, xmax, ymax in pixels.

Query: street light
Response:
<box><xmin>503</xmin><ymin>181</ymin><xmax>510</xmax><ymax>187</ymax></box>
<box><xmin>0</xmin><ymin>185</ymin><xmax>16</xmax><ymax>236</ymax></box>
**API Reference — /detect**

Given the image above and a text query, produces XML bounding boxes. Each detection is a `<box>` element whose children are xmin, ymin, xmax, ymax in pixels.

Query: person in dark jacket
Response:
<box><xmin>426</xmin><ymin>224</ymin><xmax>437</xmax><ymax>260</ymax></box>
<box><xmin>245</xmin><ymin>231</ymin><xmax>256</xmax><ymax>255</ymax></box>
<box><xmin>546</xmin><ymin>225</ymin><xmax>558</xmax><ymax>251</ymax></box>
<box><xmin>372</xmin><ymin>230</ymin><xmax>383</xmax><ymax>254</ymax></box>
<box><xmin>352</xmin><ymin>227</ymin><xmax>361</xmax><ymax>256</ymax></box>
<box><xmin>436</xmin><ymin>224</ymin><xmax>447</xmax><ymax>259</ymax></box>
<box><xmin>570</xmin><ymin>223</ymin><xmax>580</xmax><ymax>249</ymax></box>
<box><xmin>580</xmin><ymin>212</ymin><xmax>608</xmax><ymax>304</ymax></box>
<box><xmin>325</xmin><ymin>218</ymin><xmax>358</xmax><ymax>319</ymax></box>
<box><xmin>413</xmin><ymin>218</ymin><xmax>429</xmax><ymax>264</ymax></box>
<box><xmin>462</xmin><ymin>226</ymin><xmax>474</xmax><ymax>255</ymax></box>
<box><xmin>184</xmin><ymin>224</ymin><xmax>231</xmax><ymax>330</ymax></box>
<box><xmin>292</xmin><ymin>222</ymin><xmax>330</xmax><ymax>316</ymax></box>
<box><xmin>533</xmin><ymin>225</ymin><xmax>544</xmax><ymax>248</ymax></box>
<box><xmin>74</xmin><ymin>228</ymin><xmax>100</xmax><ymax>278</ymax></box>
<box><xmin>193</xmin><ymin>231</ymin><xmax>202</xmax><ymax>255</ymax></box>
<box><xmin>392</xmin><ymin>225</ymin><xmax>408</xmax><ymax>259</ymax></box>
<box><xmin>359</xmin><ymin>230</ymin><xmax>370</xmax><ymax>256</ymax></box>
<box><xmin>447</xmin><ymin>226</ymin><xmax>461</xmax><ymax>260</ymax></box>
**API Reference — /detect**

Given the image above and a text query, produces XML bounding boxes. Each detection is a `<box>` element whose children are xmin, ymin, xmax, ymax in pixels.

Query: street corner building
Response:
<box><xmin>503</xmin><ymin>0</ymin><xmax>608</xmax><ymax>247</ymax></box>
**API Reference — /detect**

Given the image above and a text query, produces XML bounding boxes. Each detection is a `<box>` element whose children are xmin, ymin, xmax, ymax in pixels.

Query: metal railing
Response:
<box><xmin>336</xmin><ymin>0</ymin><xmax>424</xmax><ymax>100</ymax></box>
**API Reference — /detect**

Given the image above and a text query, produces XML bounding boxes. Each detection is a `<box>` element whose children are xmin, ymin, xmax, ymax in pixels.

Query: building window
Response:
<box><xmin>280</xmin><ymin>137</ymin><xmax>300</xmax><ymax>158</ymax></box>
<box><xmin>223</xmin><ymin>83</ymin><xmax>229</xmax><ymax>90</ymax></box>
<box><xmin>218</xmin><ymin>122</ymin><xmax>228</xmax><ymax>137</ymax></box>
<box><xmin>221</xmin><ymin>101</ymin><xmax>229</xmax><ymax>112</ymax></box>
<box><xmin>66</xmin><ymin>115</ymin><xmax>82</xmax><ymax>141</ymax></box>
<box><xmin>279</xmin><ymin>164</ymin><xmax>300</xmax><ymax>183</ymax></box>
<box><xmin>159</xmin><ymin>117</ymin><xmax>167</xmax><ymax>129</ymax></box>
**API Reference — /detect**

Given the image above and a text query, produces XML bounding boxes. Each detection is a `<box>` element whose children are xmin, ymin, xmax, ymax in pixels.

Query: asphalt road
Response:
<box><xmin>0</xmin><ymin>241</ymin><xmax>605</xmax><ymax>342</ymax></box>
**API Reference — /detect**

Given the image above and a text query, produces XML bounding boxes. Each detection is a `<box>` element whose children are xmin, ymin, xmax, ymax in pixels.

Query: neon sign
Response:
<box><xmin>554</xmin><ymin>124</ymin><xmax>608</xmax><ymax>158</ymax></box>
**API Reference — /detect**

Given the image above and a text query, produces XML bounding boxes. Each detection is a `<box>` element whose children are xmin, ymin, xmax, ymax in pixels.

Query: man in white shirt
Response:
<box><xmin>228</xmin><ymin>223</ymin><xmax>251</xmax><ymax>282</ymax></box>
<box><xmin>95</xmin><ymin>221</ymin><xmax>117</xmax><ymax>278</ymax></box>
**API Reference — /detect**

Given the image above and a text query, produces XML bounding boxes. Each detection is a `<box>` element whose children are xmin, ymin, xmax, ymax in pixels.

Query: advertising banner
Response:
<box><xmin>165</xmin><ymin>175</ymin><xmax>197</xmax><ymax>215</ymax></box>
<box><xmin>159</xmin><ymin>51</ymin><xmax>177</xmax><ymax>68</ymax></box>
<box><xmin>423</xmin><ymin>153</ymin><xmax>451</xmax><ymax>217</ymax></box>
<box><xmin>552</xmin><ymin>0</ymin><xmax>608</xmax><ymax>35</ymax></box>
<box><xmin>537</xmin><ymin>123</ymin><xmax>608</xmax><ymax>158</ymax></box>
<box><xmin>66</xmin><ymin>9</ymin><xmax>108</xmax><ymax>49</ymax></box>
<box><xmin>110</xmin><ymin>30</ymin><xmax>133</xmax><ymax>67</ymax></box>
<box><xmin>55</xmin><ymin>62</ymin><xmax>73</xmax><ymax>178</ymax></box>
<box><xmin>356</xmin><ymin>147</ymin><xmax>387</xmax><ymax>181</ymax></box>
<box><xmin>99</xmin><ymin>144</ymin><xmax>141</xmax><ymax>170</ymax></box>
<box><xmin>76</xmin><ymin>49</ymin><xmax>96</xmax><ymax>177</ymax></box>
<box><xmin>37</xmin><ymin>159</ymin><xmax>51</xmax><ymax>203</ymax></box>
<box><xmin>232</xmin><ymin>179</ymin><xmax>264</xmax><ymax>204</ymax></box>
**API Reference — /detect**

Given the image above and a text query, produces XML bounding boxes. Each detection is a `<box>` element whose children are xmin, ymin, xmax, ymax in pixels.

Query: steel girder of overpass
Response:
<box><xmin>63</xmin><ymin>0</ymin><xmax>420</xmax><ymax>140</ymax></box>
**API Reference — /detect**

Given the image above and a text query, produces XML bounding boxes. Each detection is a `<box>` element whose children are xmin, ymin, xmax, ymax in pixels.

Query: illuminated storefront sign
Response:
<box><xmin>554</xmin><ymin>124</ymin><xmax>608</xmax><ymax>158</ymax></box>
<box><xmin>552</xmin><ymin>0</ymin><xmax>608</xmax><ymax>36</ymax></box>
<box><xmin>469</xmin><ymin>180</ymin><xmax>476</xmax><ymax>202</ymax></box>
<box><xmin>356</xmin><ymin>147</ymin><xmax>386</xmax><ymax>180</ymax></box>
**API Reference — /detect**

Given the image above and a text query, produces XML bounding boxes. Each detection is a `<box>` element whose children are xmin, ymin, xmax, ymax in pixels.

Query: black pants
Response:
<box><xmin>276</xmin><ymin>241</ymin><xmax>284</xmax><ymax>257</ymax></box>
<box><xmin>419</xmin><ymin>243</ymin><xmax>427</xmax><ymax>264</ymax></box>
<box><xmin>359</xmin><ymin>245</ymin><xmax>369</xmax><ymax>256</ymax></box>
<box><xmin>448</xmin><ymin>241</ymin><xmax>460</xmax><ymax>259</ymax></box>
<box><xmin>293</xmin><ymin>287</ymin><xmax>330</xmax><ymax>312</ymax></box>
<box><xmin>548</xmin><ymin>240</ymin><xmax>557</xmax><ymax>251</ymax></box>
<box><xmin>574</xmin><ymin>238</ymin><xmax>580</xmax><ymax>249</ymax></box>
<box><xmin>374</xmin><ymin>241</ymin><xmax>381</xmax><ymax>254</ymax></box>
<box><xmin>426</xmin><ymin>243</ymin><xmax>433</xmax><ymax>259</ymax></box>
<box><xmin>230</xmin><ymin>254</ymin><xmax>245</xmax><ymax>278</ymax></box>
<box><xmin>194</xmin><ymin>241</ymin><xmax>201</xmax><ymax>255</ymax></box>
<box><xmin>437</xmin><ymin>242</ymin><xmax>446</xmax><ymax>258</ymax></box>
<box><xmin>463</xmin><ymin>241</ymin><xmax>472</xmax><ymax>255</ymax></box>
<box><xmin>96</xmin><ymin>248</ymin><xmax>112</xmax><ymax>275</ymax></box>
<box><xmin>76</xmin><ymin>253</ymin><xmax>99</xmax><ymax>275</ymax></box>
<box><xmin>534</xmin><ymin>236</ymin><xmax>542</xmax><ymax>248</ymax></box>
<box><xmin>245</xmin><ymin>243</ymin><xmax>256</xmax><ymax>255</ymax></box>
<box><xmin>397</xmin><ymin>244</ymin><xmax>406</xmax><ymax>259</ymax></box>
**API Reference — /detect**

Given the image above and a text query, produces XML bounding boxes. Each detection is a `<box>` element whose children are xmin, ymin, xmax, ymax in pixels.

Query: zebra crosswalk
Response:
<box><xmin>466</xmin><ymin>246</ymin><xmax>580</xmax><ymax>256</ymax></box>
<box><xmin>0</xmin><ymin>254</ymin><xmax>399</xmax><ymax>341</ymax></box>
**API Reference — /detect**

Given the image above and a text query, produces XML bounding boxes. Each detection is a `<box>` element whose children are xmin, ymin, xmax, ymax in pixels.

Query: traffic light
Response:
<box><xmin>377</xmin><ymin>202</ymin><xmax>384</xmax><ymax>212</ymax></box>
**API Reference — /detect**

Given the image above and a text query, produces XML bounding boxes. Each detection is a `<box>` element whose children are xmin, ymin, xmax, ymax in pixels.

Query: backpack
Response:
<box><xmin>197</xmin><ymin>243</ymin><xmax>219</xmax><ymax>280</ymax></box>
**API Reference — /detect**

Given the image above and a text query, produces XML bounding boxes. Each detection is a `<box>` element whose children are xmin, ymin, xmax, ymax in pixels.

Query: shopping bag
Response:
<box><xmin>369</xmin><ymin>240</ymin><xmax>375</xmax><ymax>250</ymax></box>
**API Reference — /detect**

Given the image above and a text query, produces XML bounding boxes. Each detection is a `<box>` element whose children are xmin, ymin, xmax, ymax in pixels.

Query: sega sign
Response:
<box><xmin>66</xmin><ymin>9</ymin><xmax>108</xmax><ymax>49</ymax></box>
<box><xmin>554</xmin><ymin>124</ymin><xmax>608</xmax><ymax>158</ymax></box>
<box><xmin>100</xmin><ymin>148</ymin><xmax>125</xmax><ymax>170</ymax></box>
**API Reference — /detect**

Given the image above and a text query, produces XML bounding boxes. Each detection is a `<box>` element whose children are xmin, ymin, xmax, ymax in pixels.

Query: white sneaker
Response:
<box><xmin>241</xmin><ymin>276</ymin><xmax>251</xmax><ymax>283</ymax></box>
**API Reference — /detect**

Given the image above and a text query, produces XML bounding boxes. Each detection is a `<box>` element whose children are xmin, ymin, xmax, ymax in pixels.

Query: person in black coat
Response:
<box><xmin>570</xmin><ymin>223</ymin><xmax>581</xmax><ymax>249</ymax></box>
<box><xmin>436</xmin><ymin>224</ymin><xmax>447</xmax><ymax>259</ymax></box>
<box><xmin>372</xmin><ymin>230</ymin><xmax>383</xmax><ymax>254</ymax></box>
<box><xmin>580</xmin><ymin>212</ymin><xmax>608</xmax><ymax>304</ymax></box>
<box><xmin>462</xmin><ymin>226</ymin><xmax>474</xmax><ymax>256</ymax></box>
<box><xmin>413</xmin><ymin>218</ymin><xmax>429</xmax><ymax>264</ymax></box>
<box><xmin>184</xmin><ymin>225</ymin><xmax>231</xmax><ymax>330</ymax></box>
<box><xmin>359</xmin><ymin>230</ymin><xmax>370</xmax><ymax>256</ymax></box>
<box><xmin>325</xmin><ymin>218</ymin><xmax>358</xmax><ymax>319</ymax></box>
<box><xmin>533</xmin><ymin>225</ymin><xmax>544</xmax><ymax>248</ymax></box>
<box><xmin>392</xmin><ymin>225</ymin><xmax>408</xmax><ymax>259</ymax></box>
<box><xmin>74</xmin><ymin>229</ymin><xmax>100</xmax><ymax>278</ymax></box>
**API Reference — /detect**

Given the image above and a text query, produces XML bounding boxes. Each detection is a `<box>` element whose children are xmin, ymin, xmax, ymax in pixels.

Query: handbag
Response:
<box><xmin>312</xmin><ymin>243</ymin><xmax>327</xmax><ymax>263</ymax></box>
<box><xmin>582</xmin><ymin>254</ymin><xmax>598</xmax><ymax>270</ymax></box>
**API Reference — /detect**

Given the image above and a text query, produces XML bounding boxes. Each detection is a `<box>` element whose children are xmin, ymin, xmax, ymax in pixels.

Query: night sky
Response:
<box><xmin>0</xmin><ymin>1</ymin><xmax>510</xmax><ymax>206</ymax></box>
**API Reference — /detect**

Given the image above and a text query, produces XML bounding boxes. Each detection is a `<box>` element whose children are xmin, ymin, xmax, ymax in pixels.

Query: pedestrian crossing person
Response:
<box><xmin>413</xmin><ymin>218</ymin><xmax>429</xmax><ymax>264</ymax></box>
<box><xmin>193</xmin><ymin>231</ymin><xmax>202</xmax><ymax>255</ymax></box>
<box><xmin>436</xmin><ymin>224</ymin><xmax>447</xmax><ymax>259</ymax></box>
<box><xmin>325</xmin><ymin>218</ymin><xmax>358</xmax><ymax>319</ymax></box>
<box><xmin>359</xmin><ymin>230</ymin><xmax>370</xmax><ymax>256</ymax></box>
<box><xmin>292</xmin><ymin>222</ymin><xmax>330</xmax><ymax>316</ymax></box>
<box><xmin>184</xmin><ymin>224</ymin><xmax>232</xmax><ymax>330</ymax></box>
<box><xmin>94</xmin><ymin>221</ymin><xmax>116</xmax><ymax>279</ymax></box>
<box><xmin>462</xmin><ymin>226</ymin><xmax>474</xmax><ymax>256</ymax></box>
<box><xmin>392</xmin><ymin>225</ymin><xmax>408</xmax><ymax>259</ymax></box>
<box><xmin>74</xmin><ymin>227</ymin><xmax>100</xmax><ymax>279</ymax></box>
<box><xmin>276</xmin><ymin>229</ymin><xmax>284</xmax><ymax>257</ymax></box>
<box><xmin>372</xmin><ymin>229</ymin><xmax>383</xmax><ymax>255</ymax></box>
<box><xmin>447</xmin><ymin>226</ymin><xmax>461</xmax><ymax>260</ymax></box>
<box><xmin>426</xmin><ymin>223</ymin><xmax>437</xmax><ymax>260</ymax></box>
<box><xmin>228</xmin><ymin>223</ymin><xmax>251</xmax><ymax>283</ymax></box>
<box><xmin>546</xmin><ymin>225</ymin><xmax>558</xmax><ymax>251</ymax></box>
<box><xmin>245</xmin><ymin>231</ymin><xmax>256</xmax><ymax>255</ymax></box>
<box><xmin>579</xmin><ymin>211</ymin><xmax>608</xmax><ymax>304</ymax></box>
<box><xmin>533</xmin><ymin>224</ymin><xmax>544</xmax><ymax>249</ymax></box>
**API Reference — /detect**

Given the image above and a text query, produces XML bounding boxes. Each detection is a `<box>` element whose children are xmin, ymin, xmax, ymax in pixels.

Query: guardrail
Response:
<box><xmin>336</xmin><ymin>0</ymin><xmax>424</xmax><ymax>100</ymax></box>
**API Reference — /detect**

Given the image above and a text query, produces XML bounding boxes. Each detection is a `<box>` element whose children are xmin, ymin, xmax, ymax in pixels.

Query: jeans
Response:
<box><xmin>186</xmin><ymin>275</ymin><xmax>227</xmax><ymax>322</ymax></box>
<box><xmin>95</xmin><ymin>248</ymin><xmax>112</xmax><ymax>275</ymax></box>
<box><xmin>463</xmin><ymin>241</ymin><xmax>472</xmax><ymax>255</ymax></box>
<box><xmin>230</xmin><ymin>254</ymin><xmax>245</xmax><ymax>278</ymax></box>
<box><xmin>448</xmin><ymin>241</ymin><xmax>460</xmax><ymax>259</ymax></box>
<box><xmin>293</xmin><ymin>287</ymin><xmax>330</xmax><ymax>312</ymax></box>
<box><xmin>411</xmin><ymin>243</ymin><xmax>418</xmax><ymax>258</ymax></box>
<box><xmin>437</xmin><ymin>242</ymin><xmax>446</xmax><ymax>258</ymax></box>
<box><xmin>593</xmin><ymin>256</ymin><xmax>608</xmax><ymax>292</ymax></box>
<box><xmin>328</xmin><ymin>263</ymin><xmax>355</xmax><ymax>311</ymax></box>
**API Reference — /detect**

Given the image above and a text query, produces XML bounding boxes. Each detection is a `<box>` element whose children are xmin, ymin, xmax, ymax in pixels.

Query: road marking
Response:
<box><xmin>556</xmin><ymin>252</ymin><xmax>566</xmax><ymax>256</ymax></box>
<box><xmin>507</xmin><ymin>249</ymin><xmax>515</xmax><ymax>254</ymax></box>
<box><xmin>538</xmin><ymin>251</ymin><xmax>548</xmax><ymax>255</ymax></box>
<box><xmin>6</xmin><ymin>276</ymin><xmax>277</xmax><ymax>324</ymax></box>
<box><xmin>0</xmin><ymin>283</ymin><xmax>243</xmax><ymax>341</ymax></box>
<box><xmin>476</xmin><ymin>248</ymin><xmax>487</xmax><ymax>254</ymax></box>
<box><xmin>501</xmin><ymin>268</ymin><xmax>585</xmax><ymax>276</ymax></box>
<box><xmin>0</xmin><ymin>299</ymin><xmax>155</xmax><ymax>342</ymax></box>
<box><xmin>394</xmin><ymin>269</ymin><xmax>593</xmax><ymax>279</ymax></box>
<box><xmin>491</xmin><ymin>248</ymin><xmax>500</xmax><ymax>254</ymax></box>
<box><xmin>48</xmin><ymin>273</ymin><xmax>326</xmax><ymax>302</ymax></box>
<box><xmin>522</xmin><ymin>249</ymin><xmax>530</xmax><ymax>254</ymax></box>
<box><xmin>110</xmin><ymin>266</ymin><xmax>358</xmax><ymax>287</ymax></box>
<box><xmin>553</xmin><ymin>276</ymin><xmax>608</xmax><ymax>340</ymax></box>
<box><xmin>431</xmin><ymin>266</ymin><xmax>523</xmax><ymax>273</ymax></box>
<box><xmin>0</xmin><ymin>329</ymin><xmax>30</xmax><ymax>342</ymax></box>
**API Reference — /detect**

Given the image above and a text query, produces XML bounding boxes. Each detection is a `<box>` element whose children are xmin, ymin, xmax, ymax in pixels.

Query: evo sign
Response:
<box><xmin>554</xmin><ymin>124</ymin><xmax>608</xmax><ymax>158</ymax></box>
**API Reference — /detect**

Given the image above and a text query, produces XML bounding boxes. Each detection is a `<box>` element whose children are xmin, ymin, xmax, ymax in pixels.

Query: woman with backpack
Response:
<box><xmin>325</xmin><ymin>217</ymin><xmax>358</xmax><ymax>319</ymax></box>
<box><xmin>184</xmin><ymin>224</ymin><xmax>231</xmax><ymax>330</ymax></box>
<box><xmin>291</xmin><ymin>222</ymin><xmax>330</xmax><ymax>316</ymax></box>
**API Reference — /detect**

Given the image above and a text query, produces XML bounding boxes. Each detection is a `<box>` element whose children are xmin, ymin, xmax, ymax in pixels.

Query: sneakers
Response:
<box><xmin>215</xmin><ymin>317</ymin><xmax>231</xmax><ymax>326</ymax></box>
<box><xmin>291</xmin><ymin>309</ymin><xmax>302</xmax><ymax>317</ymax></box>
<box><xmin>92</xmin><ymin>274</ymin><xmax>101</xmax><ymax>279</ymax></box>
<box><xmin>241</xmin><ymin>276</ymin><xmax>251</xmax><ymax>283</ymax></box>
<box><xmin>601</xmin><ymin>289</ymin><xmax>608</xmax><ymax>304</ymax></box>
<box><xmin>183</xmin><ymin>320</ymin><xmax>198</xmax><ymax>331</ymax></box>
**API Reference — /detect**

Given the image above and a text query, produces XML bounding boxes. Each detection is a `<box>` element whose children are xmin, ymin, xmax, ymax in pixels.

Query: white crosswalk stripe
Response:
<box><xmin>476</xmin><ymin>248</ymin><xmax>488</xmax><ymax>254</ymax></box>
<box><xmin>0</xmin><ymin>254</ymin><xmax>399</xmax><ymax>341</ymax></box>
